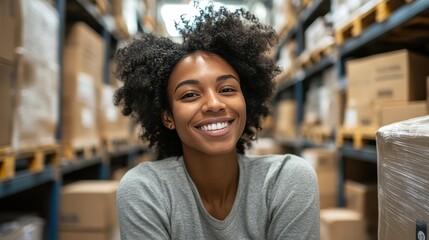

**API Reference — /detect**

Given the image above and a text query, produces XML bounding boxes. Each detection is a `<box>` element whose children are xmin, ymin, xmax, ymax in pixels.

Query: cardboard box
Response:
<box><xmin>64</xmin><ymin>22</ymin><xmax>105</xmax><ymax>84</ymax></box>
<box><xmin>3</xmin><ymin>0</ymin><xmax>60</xmax><ymax>150</ymax></box>
<box><xmin>376</xmin><ymin>116</ymin><xmax>429</xmax><ymax>240</ymax></box>
<box><xmin>0</xmin><ymin>0</ymin><xmax>19</xmax><ymax>62</ymax></box>
<box><xmin>345</xmin><ymin>180</ymin><xmax>378</xmax><ymax>224</ymax></box>
<box><xmin>12</xmin><ymin>56</ymin><xmax>58</xmax><ymax>150</ymax></box>
<box><xmin>372</xmin><ymin>50</ymin><xmax>429</xmax><ymax>103</ymax></box>
<box><xmin>60</xmin><ymin>230</ymin><xmax>120</xmax><ymax>240</ymax></box>
<box><xmin>62</xmin><ymin>72</ymin><xmax>100</xmax><ymax>148</ymax></box>
<box><xmin>346</xmin><ymin>58</ymin><xmax>375</xmax><ymax>106</ymax></box>
<box><xmin>112</xmin><ymin>167</ymin><xmax>128</xmax><ymax>181</ymax></box>
<box><xmin>112</xmin><ymin>0</ymin><xmax>139</xmax><ymax>37</ymax></box>
<box><xmin>98</xmin><ymin>84</ymin><xmax>130</xmax><ymax>141</ymax></box>
<box><xmin>344</xmin><ymin>101</ymin><xmax>428</xmax><ymax>128</ymax></box>
<box><xmin>0</xmin><ymin>63</ymin><xmax>13</xmax><ymax>146</ymax></box>
<box><xmin>60</xmin><ymin>181</ymin><xmax>119</xmax><ymax>230</ymax></box>
<box><xmin>346</xmin><ymin>49</ymin><xmax>429</xmax><ymax>105</ymax></box>
<box><xmin>301</xmin><ymin>148</ymin><xmax>338</xmax><ymax>196</ymax></box>
<box><xmin>274</xmin><ymin>100</ymin><xmax>297</xmax><ymax>139</ymax></box>
<box><xmin>344</xmin><ymin>104</ymin><xmax>376</xmax><ymax>127</ymax></box>
<box><xmin>301</xmin><ymin>148</ymin><xmax>337</xmax><ymax>172</ymax></box>
<box><xmin>320</xmin><ymin>193</ymin><xmax>337</xmax><ymax>209</ymax></box>
<box><xmin>378</xmin><ymin>101</ymin><xmax>428</xmax><ymax>126</ymax></box>
<box><xmin>109</xmin><ymin>61</ymin><xmax>121</xmax><ymax>88</ymax></box>
<box><xmin>17</xmin><ymin>0</ymin><xmax>59</xmax><ymax>64</ymax></box>
<box><xmin>246</xmin><ymin>138</ymin><xmax>284</xmax><ymax>156</ymax></box>
<box><xmin>320</xmin><ymin>208</ymin><xmax>367</xmax><ymax>240</ymax></box>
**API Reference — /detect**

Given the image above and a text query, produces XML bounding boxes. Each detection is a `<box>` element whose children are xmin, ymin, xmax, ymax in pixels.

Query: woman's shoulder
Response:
<box><xmin>244</xmin><ymin>154</ymin><xmax>314</xmax><ymax>172</ymax></box>
<box><xmin>119</xmin><ymin>156</ymin><xmax>184</xmax><ymax>189</ymax></box>
<box><xmin>242</xmin><ymin>154</ymin><xmax>317</xmax><ymax>185</ymax></box>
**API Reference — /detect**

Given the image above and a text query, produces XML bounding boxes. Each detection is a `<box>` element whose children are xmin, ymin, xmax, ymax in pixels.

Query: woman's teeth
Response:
<box><xmin>199</xmin><ymin>122</ymin><xmax>230</xmax><ymax>131</ymax></box>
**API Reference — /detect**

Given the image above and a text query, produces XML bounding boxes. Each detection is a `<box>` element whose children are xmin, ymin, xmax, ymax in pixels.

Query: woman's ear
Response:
<box><xmin>162</xmin><ymin>111</ymin><xmax>175</xmax><ymax>130</ymax></box>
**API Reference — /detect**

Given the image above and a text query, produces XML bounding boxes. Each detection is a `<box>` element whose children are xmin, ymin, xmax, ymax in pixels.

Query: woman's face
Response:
<box><xmin>164</xmin><ymin>51</ymin><xmax>246</xmax><ymax>156</ymax></box>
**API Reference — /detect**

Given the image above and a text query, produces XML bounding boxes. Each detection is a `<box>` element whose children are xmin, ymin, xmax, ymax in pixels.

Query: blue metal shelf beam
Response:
<box><xmin>340</xmin><ymin>0</ymin><xmax>429</xmax><ymax>57</ymax></box>
<box><xmin>340</xmin><ymin>144</ymin><xmax>378</xmax><ymax>163</ymax></box>
<box><xmin>0</xmin><ymin>167</ymin><xmax>56</xmax><ymax>199</ymax></box>
<box><xmin>61</xmin><ymin>157</ymin><xmax>103</xmax><ymax>174</ymax></box>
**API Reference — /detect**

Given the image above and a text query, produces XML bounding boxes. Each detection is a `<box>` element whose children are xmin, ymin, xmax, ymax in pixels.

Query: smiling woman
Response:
<box><xmin>114</xmin><ymin>4</ymin><xmax>320</xmax><ymax>240</ymax></box>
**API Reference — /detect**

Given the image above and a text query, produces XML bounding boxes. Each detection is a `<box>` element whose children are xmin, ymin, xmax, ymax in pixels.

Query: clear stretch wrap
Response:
<box><xmin>12</xmin><ymin>0</ymin><xmax>59</xmax><ymax>150</ymax></box>
<box><xmin>376</xmin><ymin>115</ymin><xmax>429</xmax><ymax>240</ymax></box>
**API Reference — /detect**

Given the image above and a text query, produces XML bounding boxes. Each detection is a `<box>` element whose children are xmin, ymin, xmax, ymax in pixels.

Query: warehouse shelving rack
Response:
<box><xmin>274</xmin><ymin>0</ymin><xmax>429</xmax><ymax>206</ymax></box>
<box><xmin>0</xmin><ymin>1</ymin><xmax>148</xmax><ymax>239</ymax></box>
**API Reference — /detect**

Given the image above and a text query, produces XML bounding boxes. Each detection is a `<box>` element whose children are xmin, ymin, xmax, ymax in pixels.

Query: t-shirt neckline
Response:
<box><xmin>179</xmin><ymin>154</ymin><xmax>245</xmax><ymax>230</ymax></box>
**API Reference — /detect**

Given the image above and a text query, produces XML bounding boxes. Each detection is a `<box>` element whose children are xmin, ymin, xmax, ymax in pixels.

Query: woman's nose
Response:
<box><xmin>202</xmin><ymin>91</ymin><xmax>226</xmax><ymax>113</ymax></box>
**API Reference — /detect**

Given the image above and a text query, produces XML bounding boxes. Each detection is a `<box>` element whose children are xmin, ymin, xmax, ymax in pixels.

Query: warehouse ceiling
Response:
<box><xmin>157</xmin><ymin>0</ymin><xmax>272</xmax><ymax>37</ymax></box>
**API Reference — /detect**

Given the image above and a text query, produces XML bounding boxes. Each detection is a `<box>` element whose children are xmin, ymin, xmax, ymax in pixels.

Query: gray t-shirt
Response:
<box><xmin>117</xmin><ymin>154</ymin><xmax>320</xmax><ymax>239</ymax></box>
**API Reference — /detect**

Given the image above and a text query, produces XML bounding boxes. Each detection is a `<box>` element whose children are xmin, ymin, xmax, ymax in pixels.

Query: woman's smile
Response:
<box><xmin>195</xmin><ymin>119</ymin><xmax>235</xmax><ymax>137</ymax></box>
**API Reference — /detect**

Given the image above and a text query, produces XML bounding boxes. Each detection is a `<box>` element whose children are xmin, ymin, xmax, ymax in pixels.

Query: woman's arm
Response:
<box><xmin>267</xmin><ymin>156</ymin><xmax>320</xmax><ymax>240</ymax></box>
<box><xmin>117</xmin><ymin>166</ymin><xmax>171</xmax><ymax>239</ymax></box>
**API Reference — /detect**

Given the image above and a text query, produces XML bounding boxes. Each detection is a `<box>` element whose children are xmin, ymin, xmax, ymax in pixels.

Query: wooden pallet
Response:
<box><xmin>303</xmin><ymin>0</ymin><xmax>313</xmax><ymax>8</ymax></box>
<box><xmin>336</xmin><ymin>126</ymin><xmax>378</xmax><ymax>149</ymax></box>
<box><xmin>90</xmin><ymin>0</ymin><xmax>111</xmax><ymax>14</ymax></box>
<box><xmin>301</xmin><ymin>125</ymin><xmax>333</xmax><ymax>144</ymax></box>
<box><xmin>275</xmin><ymin>66</ymin><xmax>297</xmax><ymax>85</ymax></box>
<box><xmin>335</xmin><ymin>0</ymin><xmax>414</xmax><ymax>44</ymax></box>
<box><xmin>299</xmin><ymin>43</ymin><xmax>334</xmax><ymax>69</ymax></box>
<box><xmin>277</xmin><ymin>18</ymin><xmax>298</xmax><ymax>42</ymax></box>
<box><xmin>0</xmin><ymin>146</ymin><xmax>14</xmax><ymax>181</ymax></box>
<box><xmin>0</xmin><ymin>145</ymin><xmax>60</xmax><ymax>181</ymax></box>
<box><xmin>62</xmin><ymin>144</ymin><xmax>102</xmax><ymax>161</ymax></box>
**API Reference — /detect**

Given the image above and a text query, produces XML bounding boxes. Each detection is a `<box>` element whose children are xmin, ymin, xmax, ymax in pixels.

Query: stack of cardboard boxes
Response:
<box><xmin>60</xmin><ymin>181</ymin><xmax>120</xmax><ymax>240</ymax></box>
<box><xmin>272</xmin><ymin>0</ymin><xmax>298</xmax><ymax>39</ymax></box>
<box><xmin>320</xmin><ymin>180</ymin><xmax>378</xmax><ymax>240</ymax></box>
<box><xmin>63</xmin><ymin>22</ymin><xmax>105</xmax><ymax>150</ymax></box>
<box><xmin>344</xmin><ymin>49</ymin><xmax>429</xmax><ymax>129</ymax></box>
<box><xmin>0</xmin><ymin>0</ymin><xmax>14</xmax><ymax>148</ymax></box>
<box><xmin>301</xmin><ymin>148</ymin><xmax>338</xmax><ymax>209</ymax></box>
<box><xmin>301</xmin><ymin>147</ymin><xmax>378</xmax><ymax>240</ymax></box>
<box><xmin>274</xmin><ymin>100</ymin><xmax>297</xmax><ymax>140</ymax></box>
<box><xmin>332</xmin><ymin>0</ymin><xmax>378</xmax><ymax>35</ymax></box>
<box><xmin>0</xmin><ymin>0</ymin><xmax>59</xmax><ymax>151</ymax></box>
<box><xmin>301</xmin><ymin>67</ymin><xmax>344</xmax><ymax>139</ymax></box>
<box><xmin>63</xmin><ymin>22</ymin><xmax>131</xmax><ymax>153</ymax></box>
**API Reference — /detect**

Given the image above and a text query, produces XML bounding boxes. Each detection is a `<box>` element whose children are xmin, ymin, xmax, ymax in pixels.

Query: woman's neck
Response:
<box><xmin>182</xmin><ymin>150</ymin><xmax>239</xmax><ymax>220</ymax></box>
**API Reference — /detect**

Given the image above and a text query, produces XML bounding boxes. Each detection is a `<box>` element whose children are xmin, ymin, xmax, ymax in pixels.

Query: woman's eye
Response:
<box><xmin>180</xmin><ymin>92</ymin><xmax>199</xmax><ymax>99</ymax></box>
<box><xmin>220</xmin><ymin>87</ymin><xmax>236</xmax><ymax>93</ymax></box>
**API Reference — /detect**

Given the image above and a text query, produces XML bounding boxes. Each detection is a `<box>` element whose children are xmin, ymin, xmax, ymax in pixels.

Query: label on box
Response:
<box><xmin>106</xmin><ymin>108</ymin><xmax>117</xmax><ymax>122</ymax></box>
<box><xmin>81</xmin><ymin>108</ymin><xmax>94</xmax><ymax>128</ymax></box>
<box><xmin>77</xmin><ymin>73</ymin><xmax>95</xmax><ymax>102</ymax></box>
<box><xmin>103</xmin><ymin>87</ymin><xmax>118</xmax><ymax>122</ymax></box>
<box><xmin>344</xmin><ymin>108</ymin><xmax>357</xmax><ymax>127</ymax></box>
<box><xmin>417</xmin><ymin>220</ymin><xmax>427</xmax><ymax>240</ymax></box>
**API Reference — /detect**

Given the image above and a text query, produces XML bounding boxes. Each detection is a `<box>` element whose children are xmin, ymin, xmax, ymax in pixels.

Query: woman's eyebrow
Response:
<box><xmin>217</xmin><ymin>74</ymin><xmax>239</xmax><ymax>82</ymax></box>
<box><xmin>174</xmin><ymin>74</ymin><xmax>239</xmax><ymax>93</ymax></box>
<box><xmin>174</xmin><ymin>79</ymin><xmax>199</xmax><ymax>93</ymax></box>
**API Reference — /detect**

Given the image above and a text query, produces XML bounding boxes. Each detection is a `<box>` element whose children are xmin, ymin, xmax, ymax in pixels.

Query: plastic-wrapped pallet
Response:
<box><xmin>12</xmin><ymin>0</ymin><xmax>60</xmax><ymax>150</ymax></box>
<box><xmin>98</xmin><ymin>84</ymin><xmax>131</xmax><ymax>142</ymax></box>
<box><xmin>62</xmin><ymin>22</ymin><xmax>105</xmax><ymax>149</ymax></box>
<box><xmin>376</xmin><ymin>115</ymin><xmax>429</xmax><ymax>240</ymax></box>
<box><xmin>274</xmin><ymin>100</ymin><xmax>297</xmax><ymax>140</ymax></box>
<box><xmin>0</xmin><ymin>215</ymin><xmax>44</xmax><ymax>240</ymax></box>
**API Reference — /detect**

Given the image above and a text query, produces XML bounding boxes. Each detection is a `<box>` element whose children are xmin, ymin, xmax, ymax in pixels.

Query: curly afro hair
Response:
<box><xmin>114</xmin><ymin>5</ymin><xmax>280</xmax><ymax>160</ymax></box>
